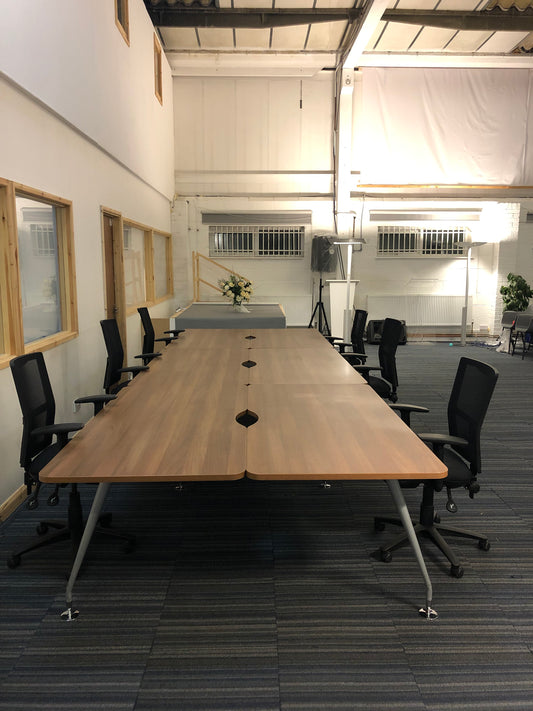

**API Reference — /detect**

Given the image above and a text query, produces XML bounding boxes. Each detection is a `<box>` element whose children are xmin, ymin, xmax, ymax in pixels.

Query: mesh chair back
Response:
<box><xmin>377</xmin><ymin>318</ymin><xmax>403</xmax><ymax>388</ymax></box>
<box><xmin>350</xmin><ymin>309</ymin><xmax>368</xmax><ymax>353</ymax></box>
<box><xmin>447</xmin><ymin>357</ymin><xmax>498</xmax><ymax>474</ymax></box>
<box><xmin>137</xmin><ymin>307</ymin><xmax>155</xmax><ymax>354</ymax></box>
<box><xmin>10</xmin><ymin>353</ymin><xmax>55</xmax><ymax>467</ymax></box>
<box><xmin>100</xmin><ymin>319</ymin><xmax>125</xmax><ymax>393</ymax></box>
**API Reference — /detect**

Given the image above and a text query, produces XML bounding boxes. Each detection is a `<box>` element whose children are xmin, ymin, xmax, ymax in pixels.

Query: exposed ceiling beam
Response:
<box><xmin>144</xmin><ymin>6</ymin><xmax>533</xmax><ymax>32</ymax></box>
<box><xmin>387</xmin><ymin>8</ymin><xmax>533</xmax><ymax>31</ymax></box>
<box><xmin>340</xmin><ymin>0</ymin><xmax>390</xmax><ymax>69</ymax></box>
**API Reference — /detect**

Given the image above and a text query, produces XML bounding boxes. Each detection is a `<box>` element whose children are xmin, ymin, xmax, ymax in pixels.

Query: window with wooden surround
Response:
<box><xmin>124</xmin><ymin>224</ymin><xmax>147</xmax><ymax>309</ymax></box>
<box><xmin>154</xmin><ymin>34</ymin><xmax>163</xmax><ymax>104</ymax></box>
<box><xmin>0</xmin><ymin>179</ymin><xmax>78</xmax><ymax>366</ymax></box>
<box><xmin>123</xmin><ymin>221</ymin><xmax>173</xmax><ymax>313</ymax></box>
<box><xmin>377</xmin><ymin>226</ymin><xmax>469</xmax><ymax>256</ymax></box>
<box><xmin>153</xmin><ymin>232</ymin><xmax>173</xmax><ymax>300</ymax></box>
<box><xmin>115</xmin><ymin>0</ymin><xmax>130</xmax><ymax>44</ymax></box>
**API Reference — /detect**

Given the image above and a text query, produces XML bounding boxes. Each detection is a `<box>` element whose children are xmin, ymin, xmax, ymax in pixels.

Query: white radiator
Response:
<box><xmin>366</xmin><ymin>295</ymin><xmax>470</xmax><ymax>327</ymax></box>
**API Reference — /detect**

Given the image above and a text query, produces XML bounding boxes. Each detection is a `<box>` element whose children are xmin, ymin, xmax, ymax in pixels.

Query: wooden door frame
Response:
<box><xmin>101</xmin><ymin>208</ymin><xmax>127</xmax><ymax>356</ymax></box>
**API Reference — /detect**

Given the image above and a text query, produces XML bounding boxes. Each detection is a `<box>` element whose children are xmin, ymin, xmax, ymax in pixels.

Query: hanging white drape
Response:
<box><xmin>356</xmin><ymin>67</ymin><xmax>533</xmax><ymax>186</ymax></box>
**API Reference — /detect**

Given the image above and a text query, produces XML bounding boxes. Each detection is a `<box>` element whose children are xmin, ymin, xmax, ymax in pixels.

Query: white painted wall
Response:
<box><xmin>171</xmin><ymin>70</ymin><xmax>528</xmax><ymax>332</ymax></box>
<box><xmin>0</xmin><ymin>0</ymin><xmax>174</xmax><ymax>199</ymax></box>
<box><xmin>0</xmin><ymin>2</ymin><xmax>174</xmax><ymax>505</ymax></box>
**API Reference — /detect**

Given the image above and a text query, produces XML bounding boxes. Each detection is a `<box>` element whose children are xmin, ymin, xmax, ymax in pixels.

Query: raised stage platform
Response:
<box><xmin>172</xmin><ymin>302</ymin><xmax>286</xmax><ymax>329</ymax></box>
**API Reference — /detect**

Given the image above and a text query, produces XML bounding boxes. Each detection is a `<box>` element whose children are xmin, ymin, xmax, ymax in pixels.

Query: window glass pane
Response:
<box><xmin>153</xmin><ymin>233</ymin><xmax>168</xmax><ymax>299</ymax></box>
<box><xmin>124</xmin><ymin>225</ymin><xmax>146</xmax><ymax>308</ymax></box>
<box><xmin>16</xmin><ymin>196</ymin><xmax>61</xmax><ymax>345</ymax></box>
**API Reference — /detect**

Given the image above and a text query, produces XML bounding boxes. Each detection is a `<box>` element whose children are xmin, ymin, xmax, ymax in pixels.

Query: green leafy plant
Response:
<box><xmin>500</xmin><ymin>273</ymin><xmax>533</xmax><ymax>312</ymax></box>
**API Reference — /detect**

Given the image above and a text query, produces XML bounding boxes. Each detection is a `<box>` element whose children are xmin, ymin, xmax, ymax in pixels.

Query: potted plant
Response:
<box><xmin>500</xmin><ymin>273</ymin><xmax>533</xmax><ymax>312</ymax></box>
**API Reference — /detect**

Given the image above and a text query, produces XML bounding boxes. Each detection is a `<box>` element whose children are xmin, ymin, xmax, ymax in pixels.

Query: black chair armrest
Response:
<box><xmin>341</xmin><ymin>353</ymin><xmax>367</xmax><ymax>367</ymax></box>
<box><xmin>417</xmin><ymin>432</ymin><xmax>468</xmax><ymax>458</ymax></box>
<box><xmin>418</xmin><ymin>433</ymin><xmax>468</xmax><ymax>447</ymax></box>
<box><xmin>164</xmin><ymin>329</ymin><xmax>185</xmax><ymax>336</ymax></box>
<box><xmin>352</xmin><ymin>364</ymin><xmax>381</xmax><ymax>375</ymax></box>
<box><xmin>155</xmin><ymin>336</ymin><xmax>178</xmax><ymax>344</ymax></box>
<box><xmin>389</xmin><ymin>403</ymin><xmax>429</xmax><ymax>426</ymax></box>
<box><xmin>75</xmin><ymin>394</ymin><xmax>117</xmax><ymax>415</ymax></box>
<box><xmin>118</xmin><ymin>365</ymin><xmax>150</xmax><ymax>376</ymax></box>
<box><xmin>32</xmin><ymin>422</ymin><xmax>84</xmax><ymax>448</ymax></box>
<box><xmin>324</xmin><ymin>335</ymin><xmax>342</xmax><ymax>344</ymax></box>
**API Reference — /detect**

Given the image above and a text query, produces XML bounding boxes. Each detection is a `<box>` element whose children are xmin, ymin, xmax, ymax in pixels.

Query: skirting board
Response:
<box><xmin>0</xmin><ymin>485</ymin><xmax>26</xmax><ymax>523</ymax></box>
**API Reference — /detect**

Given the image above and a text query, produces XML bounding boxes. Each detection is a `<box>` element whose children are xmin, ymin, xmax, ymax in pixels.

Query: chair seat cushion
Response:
<box><xmin>30</xmin><ymin>442</ymin><xmax>66</xmax><ymax>477</ymax></box>
<box><xmin>441</xmin><ymin>446</ymin><xmax>473</xmax><ymax>487</ymax></box>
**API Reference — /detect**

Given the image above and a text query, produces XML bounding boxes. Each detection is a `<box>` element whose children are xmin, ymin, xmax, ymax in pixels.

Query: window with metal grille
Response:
<box><xmin>30</xmin><ymin>224</ymin><xmax>56</xmax><ymax>257</ymax></box>
<box><xmin>378</xmin><ymin>226</ymin><xmax>467</xmax><ymax>256</ymax></box>
<box><xmin>209</xmin><ymin>225</ymin><xmax>304</xmax><ymax>258</ymax></box>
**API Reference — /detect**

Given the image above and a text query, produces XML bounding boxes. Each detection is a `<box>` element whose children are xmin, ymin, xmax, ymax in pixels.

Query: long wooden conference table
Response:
<box><xmin>40</xmin><ymin>328</ymin><xmax>446</xmax><ymax>620</ymax></box>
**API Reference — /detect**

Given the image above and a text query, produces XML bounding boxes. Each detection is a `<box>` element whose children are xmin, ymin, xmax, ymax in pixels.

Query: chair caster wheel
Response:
<box><xmin>7</xmin><ymin>554</ymin><xmax>21</xmax><ymax>569</ymax></box>
<box><xmin>478</xmin><ymin>539</ymin><xmax>490</xmax><ymax>551</ymax></box>
<box><xmin>27</xmin><ymin>498</ymin><xmax>38</xmax><ymax>511</ymax></box>
<box><xmin>374</xmin><ymin>520</ymin><xmax>386</xmax><ymax>532</ymax></box>
<box><xmin>36</xmin><ymin>522</ymin><xmax>49</xmax><ymax>535</ymax></box>
<box><xmin>380</xmin><ymin>549</ymin><xmax>392</xmax><ymax>563</ymax></box>
<box><xmin>47</xmin><ymin>493</ymin><xmax>59</xmax><ymax>506</ymax></box>
<box><xmin>450</xmin><ymin>564</ymin><xmax>464</xmax><ymax>578</ymax></box>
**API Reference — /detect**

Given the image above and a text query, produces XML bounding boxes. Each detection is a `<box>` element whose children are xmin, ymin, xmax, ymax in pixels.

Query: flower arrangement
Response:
<box><xmin>219</xmin><ymin>275</ymin><xmax>253</xmax><ymax>307</ymax></box>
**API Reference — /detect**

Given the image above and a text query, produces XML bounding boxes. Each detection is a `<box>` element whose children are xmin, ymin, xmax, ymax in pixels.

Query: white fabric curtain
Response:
<box><xmin>356</xmin><ymin>67</ymin><xmax>533</xmax><ymax>186</ymax></box>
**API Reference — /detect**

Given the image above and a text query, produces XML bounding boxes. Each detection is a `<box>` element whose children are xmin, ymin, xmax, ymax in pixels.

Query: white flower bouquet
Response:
<box><xmin>219</xmin><ymin>275</ymin><xmax>253</xmax><ymax>307</ymax></box>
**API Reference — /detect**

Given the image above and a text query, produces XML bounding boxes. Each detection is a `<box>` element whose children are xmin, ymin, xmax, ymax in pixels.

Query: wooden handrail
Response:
<box><xmin>192</xmin><ymin>251</ymin><xmax>250</xmax><ymax>302</ymax></box>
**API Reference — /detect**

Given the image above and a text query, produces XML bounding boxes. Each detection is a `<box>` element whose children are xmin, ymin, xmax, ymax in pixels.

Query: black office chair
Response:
<box><xmin>137</xmin><ymin>306</ymin><xmax>184</xmax><ymax>363</ymax></box>
<box><xmin>100</xmin><ymin>318</ymin><xmax>156</xmax><ymax>392</ymax></box>
<box><xmin>375</xmin><ymin>356</ymin><xmax>499</xmax><ymax>578</ymax></box>
<box><xmin>325</xmin><ymin>309</ymin><xmax>368</xmax><ymax>358</ymax></box>
<box><xmin>343</xmin><ymin>317</ymin><xmax>403</xmax><ymax>402</ymax></box>
<box><xmin>7</xmin><ymin>352</ymin><xmax>134</xmax><ymax>569</ymax></box>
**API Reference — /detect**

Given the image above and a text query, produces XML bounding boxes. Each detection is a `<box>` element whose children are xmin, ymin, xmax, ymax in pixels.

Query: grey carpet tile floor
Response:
<box><xmin>1</xmin><ymin>340</ymin><xmax>533</xmax><ymax>709</ymax></box>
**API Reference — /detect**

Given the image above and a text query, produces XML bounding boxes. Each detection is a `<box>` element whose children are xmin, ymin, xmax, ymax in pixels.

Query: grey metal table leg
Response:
<box><xmin>385</xmin><ymin>480</ymin><xmax>438</xmax><ymax>620</ymax></box>
<box><xmin>61</xmin><ymin>482</ymin><xmax>111</xmax><ymax>621</ymax></box>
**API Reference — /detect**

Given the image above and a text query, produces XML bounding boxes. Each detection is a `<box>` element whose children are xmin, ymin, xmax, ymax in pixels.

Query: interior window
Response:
<box><xmin>0</xmin><ymin>179</ymin><xmax>78</xmax><ymax>367</ymax></box>
<box><xmin>115</xmin><ymin>0</ymin><xmax>130</xmax><ymax>45</ymax></box>
<box><xmin>124</xmin><ymin>224</ymin><xmax>147</xmax><ymax>309</ymax></box>
<box><xmin>153</xmin><ymin>232</ymin><xmax>171</xmax><ymax>300</ymax></box>
<box><xmin>154</xmin><ymin>34</ymin><xmax>163</xmax><ymax>104</ymax></box>
<box><xmin>16</xmin><ymin>197</ymin><xmax>62</xmax><ymax>344</ymax></box>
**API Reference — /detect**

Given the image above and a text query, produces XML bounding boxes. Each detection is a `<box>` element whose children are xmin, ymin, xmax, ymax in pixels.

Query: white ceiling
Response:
<box><xmin>144</xmin><ymin>0</ymin><xmax>533</xmax><ymax>76</ymax></box>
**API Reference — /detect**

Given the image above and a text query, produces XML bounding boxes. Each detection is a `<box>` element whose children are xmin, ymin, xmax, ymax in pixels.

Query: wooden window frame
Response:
<box><xmin>115</xmin><ymin>0</ymin><xmax>130</xmax><ymax>45</ymax></box>
<box><xmin>153</xmin><ymin>231</ymin><xmax>174</xmax><ymax>302</ymax></box>
<box><xmin>123</xmin><ymin>219</ymin><xmax>173</xmax><ymax>315</ymax></box>
<box><xmin>154</xmin><ymin>34</ymin><xmax>163</xmax><ymax>105</ymax></box>
<box><xmin>0</xmin><ymin>178</ymin><xmax>78</xmax><ymax>370</ymax></box>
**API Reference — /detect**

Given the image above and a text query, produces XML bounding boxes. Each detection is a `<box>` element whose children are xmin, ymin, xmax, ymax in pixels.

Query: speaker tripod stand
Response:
<box><xmin>308</xmin><ymin>277</ymin><xmax>330</xmax><ymax>336</ymax></box>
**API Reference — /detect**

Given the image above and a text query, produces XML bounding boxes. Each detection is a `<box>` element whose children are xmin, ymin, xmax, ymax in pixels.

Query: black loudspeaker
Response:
<box><xmin>366</xmin><ymin>320</ymin><xmax>407</xmax><ymax>345</ymax></box>
<box><xmin>311</xmin><ymin>236</ymin><xmax>337</xmax><ymax>273</ymax></box>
